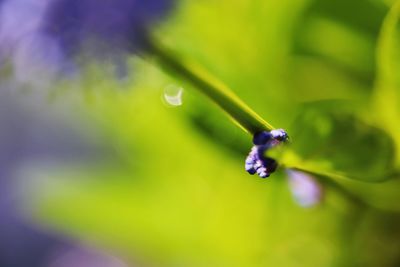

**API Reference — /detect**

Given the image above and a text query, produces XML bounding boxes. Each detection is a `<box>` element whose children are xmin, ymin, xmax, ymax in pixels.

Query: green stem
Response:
<box><xmin>146</xmin><ymin>39</ymin><xmax>274</xmax><ymax>135</ymax></box>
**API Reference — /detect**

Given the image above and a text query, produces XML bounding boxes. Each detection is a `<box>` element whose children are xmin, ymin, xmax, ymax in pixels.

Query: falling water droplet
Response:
<box><xmin>286</xmin><ymin>169</ymin><xmax>322</xmax><ymax>208</ymax></box>
<box><xmin>163</xmin><ymin>84</ymin><xmax>184</xmax><ymax>106</ymax></box>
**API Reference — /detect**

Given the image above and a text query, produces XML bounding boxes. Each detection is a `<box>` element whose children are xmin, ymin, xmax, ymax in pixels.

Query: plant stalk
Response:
<box><xmin>146</xmin><ymin>38</ymin><xmax>274</xmax><ymax>135</ymax></box>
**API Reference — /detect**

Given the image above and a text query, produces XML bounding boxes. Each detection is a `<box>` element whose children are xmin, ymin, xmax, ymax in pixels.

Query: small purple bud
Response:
<box><xmin>270</xmin><ymin>129</ymin><xmax>289</xmax><ymax>142</ymax></box>
<box><xmin>245</xmin><ymin>152</ymin><xmax>257</xmax><ymax>174</ymax></box>
<box><xmin>264</xmin><ymin>157</ymin><xmax>278</xmax><ymax>173</ymax></box>
<box><xmin>256</xmin><ymin>166</ymin><xmax>269</xmax><ymax>178</ymax></box>
<box><xmin>245</xmin><ymin>165</ymin><xmax>256</xmax><ymax>175</ymax></box>
<box><xmin>245</xmin><ymin>162</ymin><xmax>256</xmax><ymax>174</ymax></box>
<box><xmin>245</xmin><ymin>158</ymin><xmax>254</xmax><ymax>165</ymax></box>
<box><xmin>254</xmin><ymin>160</ymin><xmax>263</xmax><ymax>170</ymax></box>
<box><xmin>253</xmin><ymin>131</ymin><xmax>272</xmax><ymax>145</ymax></box>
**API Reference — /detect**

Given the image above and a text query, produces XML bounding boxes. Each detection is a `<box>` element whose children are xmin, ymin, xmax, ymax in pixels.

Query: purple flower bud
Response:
<box><xmin>264</xmin><ymin>157</ymin><xmax>278</xmax><ymax>173</ymax></box>
<box><xmin>270</xmin><ymin>129</ymin><xmax>289</xmax><ymax>142</ymax></box>
<box><xmin>253</xmin><ymin>131</ymin><xmax>272</xmax><ymax>145</ymax></box>
<box><xmin>245</xmin><ymin>129</ymin><xmax>288</xmax><ymax>178</ymax></box>
<box><xmin>256</xmin><ymin>167</ymin><xmax>269</xmax><ymax>178</ymax></box>
<box><xmin>245</xmin><ymin>155</ymin><xmax>257</xmax><ymax>174</ymax></box>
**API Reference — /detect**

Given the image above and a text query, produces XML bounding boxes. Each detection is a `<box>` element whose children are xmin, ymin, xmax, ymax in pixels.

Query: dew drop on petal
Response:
<box><xmin>286</xmin><ymin>169</ymin><xmax>322</xmax><ymax>208</ymax></box>
<box><xmin>163</xmin><ymin>84</ymin><xmax>184</xmax><ymax>106</ymax></box>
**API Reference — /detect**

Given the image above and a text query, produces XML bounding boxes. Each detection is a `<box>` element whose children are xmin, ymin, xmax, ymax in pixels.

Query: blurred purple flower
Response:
<box><xmin>0</xmin><ymin>0</ymin><xmax>174</xmax><ymax>84</ymax></box>
<box><xmin>42</xmin><ymin>0</ymin><xmax>174</xmax><ymax>57</ymax></box>
<box><xmin>286</xmin><ymin>169</ymin><xmax>323</xmax><ymax>207</ymax></box>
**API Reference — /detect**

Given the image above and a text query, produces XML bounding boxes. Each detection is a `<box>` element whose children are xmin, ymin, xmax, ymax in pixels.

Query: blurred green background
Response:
<box><xmin>4</xmin><ymin>0</ymin><xmax>400</xmax><ymax>266</ymax></box>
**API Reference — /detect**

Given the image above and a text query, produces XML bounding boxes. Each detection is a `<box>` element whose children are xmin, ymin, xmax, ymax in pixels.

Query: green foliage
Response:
<box><xmin>285</xmin><ymin>100</ymin><xmax>396</xmax><ymax>182</ymax></box>
<box><xmin>374</xmin><ymin>0</ymin><xmax>400</xmax><ymax>166</ymax></box>
<box><xmin>29</xmin><ymin>72</ymin><xmax>358</xmax><ymax>266</ymax></box>
<box><xmin>26</xmin><ymin>0</ymin><xmax>400</xmax><ymax>266</ymax></box>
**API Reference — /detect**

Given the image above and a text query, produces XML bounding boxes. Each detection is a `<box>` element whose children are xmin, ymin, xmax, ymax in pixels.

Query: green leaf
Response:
<box><xmin>374</xmin><ymin>0</ymin><xmax>400</xmax><ymax>167</ymax></box>
<box><xmin>275</xmin><ymin>100</ymin><xmax>397</xmax><ymax>182</ymax></box>
<box><xmin>331</xmin><ymin>173</ymin><xmax>400</xmax><ymax>212</ymax></box>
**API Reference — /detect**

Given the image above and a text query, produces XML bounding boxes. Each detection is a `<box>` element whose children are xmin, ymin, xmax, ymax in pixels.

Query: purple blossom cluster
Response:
<box><xmin>245</xmin><ymin>129</ymin><xmax>288</xmax><ymax>178</ymax></box>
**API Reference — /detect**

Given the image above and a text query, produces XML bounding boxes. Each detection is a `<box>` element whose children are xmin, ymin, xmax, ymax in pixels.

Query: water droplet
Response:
<box><xmin>286</xmin><ymin>169</ymin><xmax>322</xmax><ymax>207</ymax></box>
<box><xmin>163</xmin><ymin>84</ymin><xmax>183</xmax><ymax>106</ymax></box>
